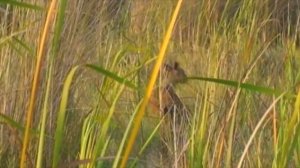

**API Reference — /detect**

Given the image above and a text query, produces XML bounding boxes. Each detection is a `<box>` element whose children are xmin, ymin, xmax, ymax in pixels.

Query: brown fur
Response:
<box><xmin>149</xmin><ymin>61</ymin><xmax>190</xmax><ymax>168</ymax></box>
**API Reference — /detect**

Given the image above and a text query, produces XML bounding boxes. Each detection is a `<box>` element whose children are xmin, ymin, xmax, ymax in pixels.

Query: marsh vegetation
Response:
<box><xmin>0</xmin><ymin>0</ymin><xmax>300</xmax><ymax>167</ymax></box>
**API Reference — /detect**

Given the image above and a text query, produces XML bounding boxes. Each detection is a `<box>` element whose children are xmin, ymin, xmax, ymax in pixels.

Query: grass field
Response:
<box><xmin>1</xmin><ymin>0</ymin><xmax>300</xmax><ymax>167</ymax></box>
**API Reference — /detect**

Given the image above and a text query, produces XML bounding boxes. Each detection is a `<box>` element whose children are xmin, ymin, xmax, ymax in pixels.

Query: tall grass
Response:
<box><xmin>20</xmin><ymin>1</ymin><xmax>57</xmax><ymax>167</ymax></box>
<box><xmin>0</xmin><ymin>0</ymin><xmax>300</xmax><ymax>167</ymax></box>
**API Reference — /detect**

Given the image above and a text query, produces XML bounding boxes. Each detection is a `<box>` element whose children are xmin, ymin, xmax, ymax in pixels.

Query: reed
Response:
<box><xmin>0</xmin><ymin>0</ymin><xmax>299</xmax><ymax>167</ymax></box>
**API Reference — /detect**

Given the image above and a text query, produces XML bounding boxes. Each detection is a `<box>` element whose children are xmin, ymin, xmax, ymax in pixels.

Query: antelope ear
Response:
<box><xmin>173</xmin><ymin>61</ymin><xmax>179</xmax><ymax>69</ymax></box>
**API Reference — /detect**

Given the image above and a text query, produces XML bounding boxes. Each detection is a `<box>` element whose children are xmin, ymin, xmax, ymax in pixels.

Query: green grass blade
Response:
<box><xmin>129</xmin><ymin>117</ymin><xmax>165</xmax><ymax>168</ymax></box>
<box><xmin>0</xmin><ymin>29</ymin><xmax>27</xmax><ymax>46</ymax></box>
<box><xmin>189</xmin><ymin>76</ymin><xmax>283</xmax><ymax>96</ymax></box>
<box><xmin>112</xmin><ymin>101</ymin><xmax>142</xmax><ymax>168</ymax></box>
<box><xmin>52</xmin><ymin>66</ymin><xmax>79</xmax><ymax>168</ymax></box>
<box><xmin>90</xmin><ymin>84</ymin><xmax>125</xmax><ymax>167</ymax></box>
<box><xmin>36</xmin><ymin>65</ymin><xmax>53</xmax><ymax>168</ymax></box>
<box><xmin>0</xmin><ymin>113</ymin><xmax>24</xmax><ymax>131</ymax></box>
<box><xmin>0</xmin><ymin>113</ymin><xmax>39</xmax><ymax>137</ymax></box>
<box><xmin>10</xmin><ymin>37</ymin><xmax>35</xmax><ymax>56</ymax></box>
<box><xmin>0</xmin><ymin>0</ymin><xmax>43</xmax><ymax>10</ymax></box>
<box><xmin>51</xmin><ymin>0</ymin><xmax>67</xmax><ymax>58</ymax></box>
<box><xmin>79</xmin><ymin>112</ymin><xmax>95</xmax><ymax>167</ymax></box>
<box><xmin>38</xmin><ymin>0</ymin><xmax>66</xmax><ymax>166</ymax></box>
<box><xmin>277</xmin><ymin>89</ymin><xmax>300</xmax><ymax>167</ymax></box>
<box><xmin>85</xmin><ymin>64</ymin><xmax>137</xmax><ymax>89</ymax></box>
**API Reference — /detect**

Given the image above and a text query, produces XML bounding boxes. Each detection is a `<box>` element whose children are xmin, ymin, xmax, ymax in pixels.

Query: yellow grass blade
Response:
<box><xmin>119</xmin><ymin>0</ymin><xmax>183</xmax><ymax>167</ymax></box>
<box><xmin>52</xmin><ymin>66</ymin><xmax>79</xmax><ymax>168</ymax></box>
<box><xmin>20</xmin><ymin>1</ymin><xmax>57</xmax><ymax>167</ymax></box>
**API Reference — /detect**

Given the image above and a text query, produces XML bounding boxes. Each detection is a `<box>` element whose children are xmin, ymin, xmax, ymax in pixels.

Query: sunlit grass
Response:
<box><xmin>20</xmin><ymin>1</ymin><xmax>57</xmax><ymax>167</ymax></box>
<box><xmin>0</xmin><ymin>0</ymin><xmax>300</xmax><ymax>167</ymax></box>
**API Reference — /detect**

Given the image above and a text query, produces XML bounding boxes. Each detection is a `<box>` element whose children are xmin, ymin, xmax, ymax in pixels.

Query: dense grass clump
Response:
<box><xmin>0</xmin><ymin>0</ymin><xmax>300</xmax><ymax>167</ymax></box>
